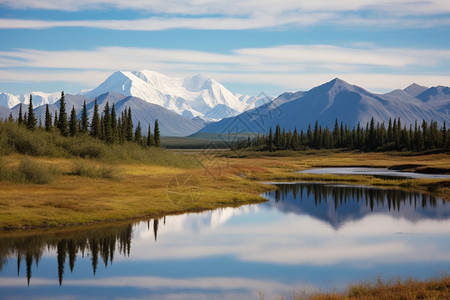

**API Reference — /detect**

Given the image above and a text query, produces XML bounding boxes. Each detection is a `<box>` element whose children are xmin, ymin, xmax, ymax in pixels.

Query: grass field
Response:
<box><xmin>274</xmin><ymin>275</ymin><xmax>450</xmax><ymax>300</ymax></box>
<box><xmin>0</xmin><ymin>150</ymin><xmax>449</xmax><ymax>231</ymax></box>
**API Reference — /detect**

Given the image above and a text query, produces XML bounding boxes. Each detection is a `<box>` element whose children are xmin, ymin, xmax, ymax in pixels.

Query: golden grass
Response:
<box><xmin>223</xmin><ymin>151</ymin><xmax>450</xmax><ymax>200</ymax></box>
<box><xmin>286</xmin><ymin>275</ymin><xmax>450</xmax><ymax>300</ymax></box>
<box><xmin>0</xmin><ymin>151</ymin><xmax>449</xmax><ymax>231</ymax></box>
<box><xmin>0</xmin><ymin>154</ymin><xmax>271</xmax><ymax>230</ymax></box>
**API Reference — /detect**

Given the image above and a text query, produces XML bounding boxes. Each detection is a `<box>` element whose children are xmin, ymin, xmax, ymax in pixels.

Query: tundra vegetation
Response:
<box><xmin>0</xmin><ymin>93</ymin><xmax>449</xmax><ymax>230</ymax></box>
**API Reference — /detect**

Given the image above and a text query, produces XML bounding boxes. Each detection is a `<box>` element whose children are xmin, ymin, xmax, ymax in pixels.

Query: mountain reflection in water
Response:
<box><xmin>264</xmin><ymin>183</ymin><xmax>449</xmax><ymax>229</ymax></box>
<box><xmin>0</xmin><ymin>183</ymin><xmax>448</xmax><ymax>299</ymax></box>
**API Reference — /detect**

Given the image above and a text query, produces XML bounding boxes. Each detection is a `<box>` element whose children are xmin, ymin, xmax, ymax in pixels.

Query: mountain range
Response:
<box><xmin>198</xmin><ymin>78</ymin><xmax>450</xmax><ymax>134</ymax></box>
<box><xmin>84</xmin><ymin>70</ymin><xmax>265</xmax><ymax>121</ymax></box>
<box><xmin>0</xmin><ymin>71</ymin><xmax>449</xmax><ymax>137</ymax></box>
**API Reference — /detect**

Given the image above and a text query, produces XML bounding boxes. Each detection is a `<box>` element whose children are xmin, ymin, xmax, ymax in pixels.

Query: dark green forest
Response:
<box><xmin>5</xmin><ymin>92</ymin><xmax>161</xmax><ymax>148</ymax></box>
<box><xmin>235</xmin><ymin>118</ymin><xmax>450</xmax><ymax>152</ymax></box>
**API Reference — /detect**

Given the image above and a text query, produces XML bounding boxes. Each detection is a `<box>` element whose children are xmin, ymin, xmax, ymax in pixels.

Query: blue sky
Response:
<box><xmin>0</xmin><ymin>0</ymin><xmax>449</xmax><ymax>96</ymax></box>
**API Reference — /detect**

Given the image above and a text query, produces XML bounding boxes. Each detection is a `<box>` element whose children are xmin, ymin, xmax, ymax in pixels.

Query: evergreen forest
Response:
<box><xmin>234</xmin><ymin>118</ymin><xmax>450</xmax><ymax>153</ymax></box>
<box><xmin>4</xmin><ymin>92</ymin><xmax>161</xmax><ymax>148</ymax></box>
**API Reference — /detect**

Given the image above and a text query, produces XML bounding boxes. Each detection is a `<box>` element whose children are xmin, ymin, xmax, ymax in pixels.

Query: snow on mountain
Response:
<box><xmin>0</xmin><ymin>92</ymin><xmax>20</xmax><ymax>108</ymax></box>
<box><xmin>92</xmin><ymin>92</ymin><xmax>205</xmax><ymax>136</ymax></box>
<box><xmin>4</xmin><ymin>92</ymin><xmax>204</xmax><ymax>136</ymax></box>
<box><xmin>0</xmin><ymin>91</ymin><xmax>62</xmax><ymax>109</ymax></box>
<box><xmin>84</xmin><ymin>70</ymin><xmax>266</xmax><ymax>121</ymax></box>
<box><xmin>198</xmin><ymin>78</ymin><xmax>450</xmax><ymax>134</ymax></box>
<box><xmin>20</xmin><ymin>91</ymin><xmax>61</xmax><ymax>107</ymax></box>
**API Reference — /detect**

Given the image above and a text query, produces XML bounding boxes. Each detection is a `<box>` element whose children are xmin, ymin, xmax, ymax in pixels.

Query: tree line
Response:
<box><xmin>9</xmin><ymin>92</ymin><xmax>161</xmax><ymax>147</ymax></box>
<box><xmin>234</xmin><ymin>118</ymin><xmax>449</xmax><ymax>152</ymax></box>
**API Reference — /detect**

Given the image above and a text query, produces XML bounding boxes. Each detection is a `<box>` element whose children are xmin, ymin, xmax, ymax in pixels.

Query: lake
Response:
<box><xmin>1</xmin><ymin>182</ymin><xmax>449</xmax><ymax>299</ymax></box>
<box><xmin>297</xmin><ymin>167</ymin><xmax>450</xmax><ymax>179</ymax></box>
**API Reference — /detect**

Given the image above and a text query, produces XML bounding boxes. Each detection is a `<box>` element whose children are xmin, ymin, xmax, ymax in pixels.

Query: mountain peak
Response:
<box><xmin>309</xmin><ymin>78</ymin><xmax>360</xmax><ymax>97</ymax></box>
<box><xmin>83</xmin><ymin>70</ymin><xmax>261</xmax><ymax>121</ymax></box>
<box><xmin>404</xmin><ymin>83</ymin><xmax>428</xmax><ymax>97</ymax></box>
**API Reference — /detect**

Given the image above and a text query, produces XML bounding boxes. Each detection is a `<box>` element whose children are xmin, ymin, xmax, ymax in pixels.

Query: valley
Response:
<box><xmin>0</xmin><ymin>150</ymin><xmax>449</xmax><ymax>231</ymax></box>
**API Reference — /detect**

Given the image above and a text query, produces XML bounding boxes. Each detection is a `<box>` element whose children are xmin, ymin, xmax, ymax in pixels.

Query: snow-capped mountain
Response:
<box><xmin>84</xmin><ymin>70</ymin><xmax>267</xmax><ymax>121</ymax></box>
<box><xmin>0</xmin><ymin>91</ymin><xmax>61</xmax><ymax>108</ymax></box>
<box><xmin>198</xmin><ymin>78</ymin><xmax>450</xmax><ymax>134</ymax></box>
<box><xmin>5</xmin><ymin>92</ymin><xmax>204</xmax><ymax>136</ymax></box>
<box><xmin>0</xmin><ymin>92</ymin><xmax>20</xmax><ymax>108</ymax></box>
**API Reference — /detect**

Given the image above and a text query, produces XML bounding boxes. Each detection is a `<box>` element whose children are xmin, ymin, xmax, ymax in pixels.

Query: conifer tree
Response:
<box><xmin>81</xmin><ymin>100</ymin><xmax>89</xmax><ymax>134</ymax></box>
<box><xmin>111</xmin><ymin>103</ymin><xmax>118</xmax><ymax>143</ymax></box>
<box><xmin>26</xmin><ymin>95</ymin><xmax>37</xmax><ymax>130</ymax></box>
<box><xmin>154</xmin><ymin>120</ymin><xmax>160</xmax><ymax>147</ymax></box>
<box><xmin>90</xmin><ymin>98</ymin><xmax>100</xmax><ymax>138</ymax></box>
<box><xmin>44</xmin><ymin>104</ymin><xmax>52</xmax><ymax>132</ymax></box>
<box><xmin>135</xmin><ymin>121</ymin><xmax>143</xmax><ymax>145</ymax></box>
<box><xmin>266</xmin><ymin>127</ymin><xmax>273</xmax><ymax>151</ymax></box>
<box><xmin>58</xmin><ymin>91</ymin><xmax>69</xmax><ymax>136</ymax></box>
<box><xmin>69</xmin><ymin>106</ymin><xmax>78</xmax><ymax>137</ymax></box>
<box><xmin>126</xmin><ymin>108</ymin><xmax>133</xmax><ymax>142</ymax></box>
<box><xmin>103</xmin><ymin>102</ymin><xmax>113</xmax><ymax>143</ymax></box>
<box><xmin>18</xmin><ymin>103</ymin><xmax>23</xmax><ymax>125</ymax></box>
<box><xmin>54</xmin><ymin>110</ymin><xmax>58</xmax><ymax>128</ymax></box>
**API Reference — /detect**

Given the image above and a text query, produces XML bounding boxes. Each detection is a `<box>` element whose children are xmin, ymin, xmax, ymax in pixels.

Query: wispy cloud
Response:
<box><xmin>0</xmin><ymin>0</ymin><xmax>449</xmax><ymax>31</ymax></box>
<box><xmin>1</xmin><ymin>0</ymin><xmax>450</xmax><ymax>15</ymax></box>
<box><xmin>0</xmin><ymin>44</ymin><xmax>449</xmax><ymax>93</ymax></box>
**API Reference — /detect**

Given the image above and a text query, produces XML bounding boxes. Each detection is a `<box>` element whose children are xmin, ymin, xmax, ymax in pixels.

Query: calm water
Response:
<box><xmin>1</xmin><ymin>183</ymin><xmax>449</xmax><ymax>299</ymax></box>
<box><xmin>298</xmin><ymin>167</ymin><xmax>450</xmax><ymax>179</ymax></box>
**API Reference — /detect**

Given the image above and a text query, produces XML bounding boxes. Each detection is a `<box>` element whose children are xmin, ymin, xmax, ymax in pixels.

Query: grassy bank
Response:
<box><xmin>0</xmin><ymin>154</ymin><xmax>272</xmax><ymax>230</ymax></box>
<box><xmin>281</xmin><ymin>275</ymin><xmax>450</xmax><ymax>300</ymax></box>
<box><xmin>221</xmin><ymin>150</ymin><xmax>450</xmax><ymax>200</ymax></box>
<box><xmin>0</xmin><ymin>150</ymin><xmax>449</xmax><ymax>231</ymax></box>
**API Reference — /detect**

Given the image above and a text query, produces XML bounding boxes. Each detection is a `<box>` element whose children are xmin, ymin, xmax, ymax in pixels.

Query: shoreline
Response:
<box><xmin>0</xmin><ymin>151</ymin><xmax>449</xmax><ymax>233</ymax></box>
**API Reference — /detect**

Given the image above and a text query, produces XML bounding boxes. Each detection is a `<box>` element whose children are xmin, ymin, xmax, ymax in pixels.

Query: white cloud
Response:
<box><xmin>0</xmin><ymin>45</ymin><xmax>448</xmax><ymax>93</ymax></box>
<box><xmin>0</xmin><ymin>0</ymin><xmax>449</xmax><ymax>31</ymax></box>
<box><xmin>1</xmin><ymin>0</ymin><xmax>450</xmax><ymax>15</ymax></box>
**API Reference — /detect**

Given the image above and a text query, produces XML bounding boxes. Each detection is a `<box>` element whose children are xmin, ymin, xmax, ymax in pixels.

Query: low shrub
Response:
<box><xmin>0</xmin><ymin>156</ymin><xmax>57</xmax><ymax>184</ymax></box>
<box><xmin>70</xmin><ymin>160</ymin><xmax>120</xmax><ymax>179</ymax></box>
<box><xmin>18</xmin><ymin>157</ymin><xmax>57</xmax><ymax>184</ymax></box>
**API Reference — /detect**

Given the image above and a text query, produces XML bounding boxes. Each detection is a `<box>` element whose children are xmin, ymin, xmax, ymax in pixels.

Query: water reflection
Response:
<box><xmin>0</xmin><ymin>183</ymin><xmax>449</xmax><ymax>299</ymax></box>
<box><xmin>0</xmin><ymin>223</ymin><xmax>135</xmax><ymax>285</ymax></box>
<box><xmin>265</xmin><ymin>183</ymin><xmax>449</xmax><ymax>228</ymax></box>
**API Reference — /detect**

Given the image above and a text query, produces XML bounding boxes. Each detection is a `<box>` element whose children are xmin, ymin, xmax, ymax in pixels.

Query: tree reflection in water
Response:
<box><xmin>266</xmin><ymin>183</ymin><xmax>447</xmax><ymax>229</ymax></box>
<box><xmin>0</xmin><ymin>219</ymin><xmax>162</xmax><ymax>286</ymax></box>
<box><xmin>0</xmin><ymin>183</ymin><xmax>447</xmax><ymax>287</ymax></box>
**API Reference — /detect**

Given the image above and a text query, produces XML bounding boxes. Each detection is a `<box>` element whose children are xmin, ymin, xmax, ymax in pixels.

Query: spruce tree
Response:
<box><xmin>126</xmin><ymin>108</ymin><xmax>133</xmax><ymax>142</ymax></box>
<box><xmin>90</xmin><ymin>98</ymin><xmax>100</xmax><ymax>138</ymax></box>
<box><xmin>81</xmin><ymin>100</ymin><xmax>89</xmax><ymax>134</ymax></box>
<box><xmin>154</xmin><ymin>120</ymin><xmax>160</xmax><ymax>147</ymax></box>
<box><xmin>135</xmin><ymin>121</ymin><xmax>143</xmax><ymax>145</ymax></box>
<box><xmin>54</xmin><ymin>110</ymin><xmax>58</xmax><ymax>128</ymax></box>
<box><xmin>103</xmin><ymin>102</ymin><xmax>113</xmax><ymax>143</ymax></box>
<box><xmin>58</xmin><ymin>91</ymin><xmax>69</xmax><ymax>136</ymax></box>
<box><xmin>266</xmin><ymin>127</ymin><xmax>273</xmax><ymax>151</ymax></box>
<box><xmin>45</xmin><ymin>104</ymin><xmax>52</xmax><ymax>132</ymax></box>
<box><xmin>26</xmin><ymin>95</ymin><xmax>36</xmax><ymax>130</ymax></box>
<box><xmin>111</xmin><ymin>103</ymin><xmax>118</xmax><ymax>143</ymax></box>
<box><xmin>69</xmin><ymin>106</ymin><xmax>78</xmax><ymax>137</ymax></box>
<box><xmin>18</xmin><ymin>103</ymin><xmax>23</xmax><ymax>125</ymax></box>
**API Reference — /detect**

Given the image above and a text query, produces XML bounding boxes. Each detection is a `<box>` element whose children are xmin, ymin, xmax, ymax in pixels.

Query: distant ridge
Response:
<box><xmin>198</xmin><ymin>78</ymin><xmax>450</xmax><ymax>134</ymax></box>
<box><xmin>5</xmin><ymin>92</ymin><xmax>204</xmax><ymax>137</ymax></box>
